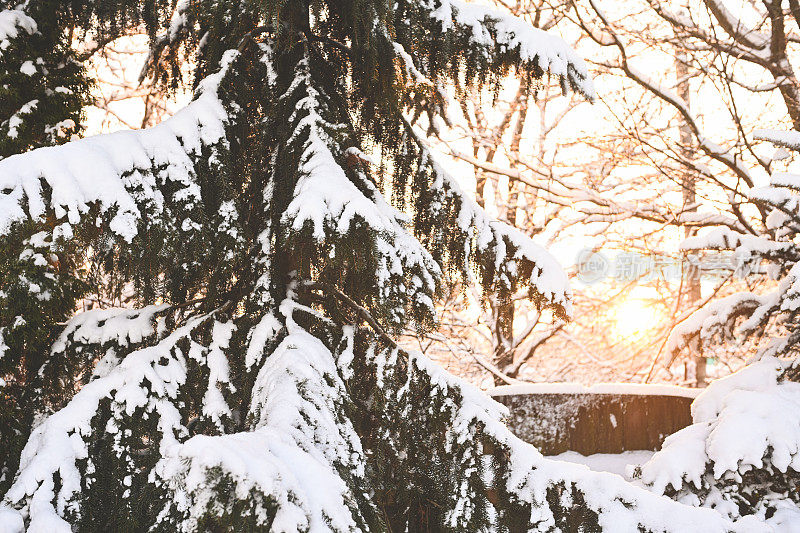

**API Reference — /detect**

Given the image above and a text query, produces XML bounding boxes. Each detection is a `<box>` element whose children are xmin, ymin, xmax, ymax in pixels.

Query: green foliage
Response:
<box><xmin>0</xmin><ymin>220</ymin><xmax>88</xmax><ymax>491</ymax></box>
<box><xmin>0</xmin><ymin>1</ymin><xmax>88</xmax><ymax>157</ymax></box>
<box><xmin>68</xmin><ymin>398</ymin><xmax>165</xmax><ymax>531</ymax></box>
<box><xmin>180</xmin><ymin>468</ymin><xmax>280</xmax><ymax>532</ymax></box>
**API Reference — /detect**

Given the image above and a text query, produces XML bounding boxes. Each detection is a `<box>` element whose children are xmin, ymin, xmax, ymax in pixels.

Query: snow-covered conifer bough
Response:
<box><xmin>0</xmin><ymin>0</ymin><xmax>767</xmax><ymax>531</ymax></box>
<box><xmin>632</xmin><ymin>129</ymin><xmax>800</xmax><ymax>530</ymax></box>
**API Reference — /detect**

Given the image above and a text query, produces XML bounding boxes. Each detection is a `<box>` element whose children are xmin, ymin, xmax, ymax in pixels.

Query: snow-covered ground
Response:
<box><xmin>547</xmin><ymin>450</ymin><xmax>654</xmax><ymax>482</ymax></box>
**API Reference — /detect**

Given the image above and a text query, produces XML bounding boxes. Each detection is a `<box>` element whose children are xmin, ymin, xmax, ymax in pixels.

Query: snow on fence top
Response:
<box><xmin>489</xmin><ymin>382</ymin><xmax>701</xmax><ymax>398</ymax></box>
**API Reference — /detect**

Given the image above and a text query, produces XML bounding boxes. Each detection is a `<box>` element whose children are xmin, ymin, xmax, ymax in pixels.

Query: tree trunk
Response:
<box><xmin>494</xmin><ymin>84</ymin><xmax>530</xmax><ymax>384</ymax></box>
<box><xmin>676</xmin><ymin>48</ymin><xmax>706</xmax><ymax>387</ymax></box>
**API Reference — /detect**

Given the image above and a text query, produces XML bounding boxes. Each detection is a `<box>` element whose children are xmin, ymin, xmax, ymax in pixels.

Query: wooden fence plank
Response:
<box><xmin>493</xmin><ymin>392</ymin><xmax>694</xmax><ymax>455</ymax></box>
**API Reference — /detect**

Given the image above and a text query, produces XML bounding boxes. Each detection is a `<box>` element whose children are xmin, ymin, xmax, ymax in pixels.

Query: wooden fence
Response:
<box><xmin>490</xmin><ymin>384</ymin><xmax>698</xmax><ymax>455</ymax></box>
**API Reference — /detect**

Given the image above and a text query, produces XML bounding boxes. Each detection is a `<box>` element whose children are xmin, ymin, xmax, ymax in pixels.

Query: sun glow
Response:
<box><xmin>611</xmin><ymin>298</ymin><xmax>661</xmax><ymax>340</ymax></box>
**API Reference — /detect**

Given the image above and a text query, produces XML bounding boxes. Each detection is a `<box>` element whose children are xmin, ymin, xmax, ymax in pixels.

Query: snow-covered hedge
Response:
<box><xmin>637</xmin><ymin>357</ymin><xmax>800</xmax><ymax>527</ymax></box>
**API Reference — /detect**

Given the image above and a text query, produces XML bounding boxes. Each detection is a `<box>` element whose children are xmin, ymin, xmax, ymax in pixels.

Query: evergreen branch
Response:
<box><xmin>304</xmin><ymin>32</ymin><xmax>352</xmax><ymax>57</ymax></box>
<box><xmin>401</xmin><ymin>116</ymin><xmax>572</xmax><ymax>315</ymax></box>
<box><xmin>303</xmin><ymin>280</ymin><xmax>398</xmax><ymax>350</ymax></box>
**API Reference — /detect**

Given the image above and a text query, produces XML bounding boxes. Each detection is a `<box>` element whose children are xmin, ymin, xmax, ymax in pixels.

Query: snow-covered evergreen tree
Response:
<box><xmin>0</xmin><ymin>0</ymin><xmax>181</xmax><ymax>493</ymax></box>
<box><xmin>643</xmin><ymin>129</ymin><xmax>800</xmax><ymax>524</ymax></box>
<box><xmin>668</xmin><ymin>129</ymin><xmax>800</xmax><ymax>365</ymax></box>
<box><xmin>637</xmin><ymin>357</ymin><xmax>800</xmax><ymax>526</ymax></box>
<box><xmin>0</xmin><ymin>1</ymin><xmax>743</xmax><ymax>530</ymax></box>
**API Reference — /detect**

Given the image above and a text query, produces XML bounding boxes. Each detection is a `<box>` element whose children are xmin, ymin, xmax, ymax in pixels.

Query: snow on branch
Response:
<box><xmin>0</xmin><ymin>9</ymin><xmax>36</xmax><ymax>50</ymax></box>
<box><xmin>0</xmin><ymin>50</ymin><xmax>238</xmax><ymax>242</ymax></box>
<box><xmin>157</xmin><ymin>328</ymin><xmax>370</xmax><ymax>531</ymax></box>
<box><xmin>284</xmin><ymin>60</ymin><xmax>420</xmax><ymax>245</ymax></box>
<box><xmin>280</xmin><ymin>54</ymin><xmax>441</xmax><ymax>327</ymax></box>
<box><xmin>665</xmin><ymin>292</ymin><xmax>767</xmax><ymax>357</ymax></box>
<box><xmin>680</xmin><ymin>227</ymin><xmax>792</xmax><ymax>257</ymax></box>
<box><xmin>701</xmin><ymin>0</ymin><xmax>769</xmax><ymax>51</ymax></box>
<box><xmin>427</xmin><ymin>0</ymin><xmax>595</xmax><ymax>99</ymax></box>
<box><xmin>40</xmin><ymin>304</ymin><xmax>171</xmax><ymax>388</ymax></box>
<box><xmin>754</xmin><ymin>129</ymin><xmax>800</xmax><ymax>151</ymax></box>
<box><xmin>3</xmin><ymin>313</ymin><xmax>214</xmax><ymax>529</ymax></box>
<box><xmin>406</xmin><ymin>126</ymin><xmax>572</xmax><ymax>316</ymax></box>
<box><xmin>638</xmin><ymin>357</ymin><xmax>800</xmax><ymax>523</ymax></box>
<box><xmin>50</xmin><ymin>305</ymin><xmax>168</xmax><ymax>356</ymax></box>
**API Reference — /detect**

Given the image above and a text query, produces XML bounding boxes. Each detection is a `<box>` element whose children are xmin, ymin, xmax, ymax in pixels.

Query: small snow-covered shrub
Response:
<box><xmin>647</xmin><ymin>126</ymin><xmax>800</xmax><ymax>527</ymax></box>
<box><xmin>637</xmin><ymin>357</ymin><xmax>800</xmax><ymax>523</ymax></box>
